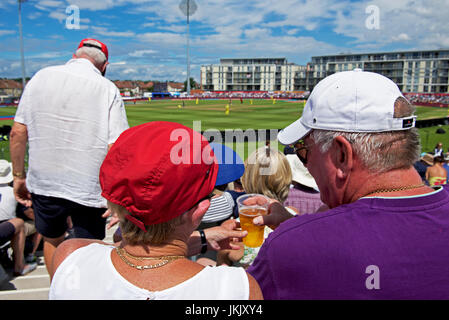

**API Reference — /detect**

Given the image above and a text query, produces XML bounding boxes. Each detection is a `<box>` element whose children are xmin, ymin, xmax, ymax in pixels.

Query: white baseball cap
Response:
<box><xmin>278</xmin><ymin>69</ymin><xmax>416</xmax><ymax>145</ymax></box>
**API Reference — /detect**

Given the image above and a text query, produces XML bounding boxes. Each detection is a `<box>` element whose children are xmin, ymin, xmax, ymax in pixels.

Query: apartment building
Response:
<box><xmin>201</xmin><ymin>58</ymin><xmax>306</xmax><ymax>92</ymax></box>
<box><xmin>201</xmin><ymin>50</ymin><xmax>449</xmax><ymax>93</ymax></box>
<box><xmin>308</xmin><ymin>49</ymin><xmax>449</xmax><ymax>93</ymax></box>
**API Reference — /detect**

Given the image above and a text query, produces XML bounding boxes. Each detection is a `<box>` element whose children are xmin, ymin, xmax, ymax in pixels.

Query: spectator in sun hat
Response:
<box><xmin>49</xmin><ymin>121</ymin><xmax>262</xmax><ymax>300</ymax></box>
<box><xmin>414</xmin><ymin>153</ymin><xmax>434</xmax><ymax>184</ymax></box>
<box><xmin>283</xmin><ymin>154</ymin><xmax>324</xmax><ymax>215</ymax></box>
<box><xmin>0</xmin><ymin>160</ymin><xmax>37</xmax><ymax>276</ymax></box>
<box><xmin>10</xmin><ymin>38</ymin><xmax>129</xmax><ymax>276</ymax></box>
<box><xmin>247</xmin><ymin>69</ymin><xmax>449</xmax><ymax>299</ymax></box>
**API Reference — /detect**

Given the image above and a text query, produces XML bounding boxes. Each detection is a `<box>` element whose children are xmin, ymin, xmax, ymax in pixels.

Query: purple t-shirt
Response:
<box><xmin>247</xmin><ymin>185</ymin><xmax>449</xmax><ymax>299</ymax></box>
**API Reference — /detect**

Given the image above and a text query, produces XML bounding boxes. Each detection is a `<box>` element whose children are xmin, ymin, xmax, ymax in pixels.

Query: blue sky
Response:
<box><xmin>0</xmin><ymin>0</ymin><xmax>448</xmax><ymax>82</ymax></box>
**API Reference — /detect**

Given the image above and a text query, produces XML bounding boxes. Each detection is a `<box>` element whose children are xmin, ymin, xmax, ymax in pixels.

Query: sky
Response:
<box><xmin>0</xmin><ymin>0</ymin><xmax>448</xmax><ymax>82</ymax></box>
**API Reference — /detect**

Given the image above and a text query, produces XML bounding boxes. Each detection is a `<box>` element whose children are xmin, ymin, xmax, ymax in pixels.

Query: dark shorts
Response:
<box><xmin>0</xmin><ymin>220</ymin><xmax>15</xmax><ymax>246</ymax></box>
<box><xmin>31</xmin><ymin>193</ymin><xmax>107</xmax><ymax>240</ymax></box>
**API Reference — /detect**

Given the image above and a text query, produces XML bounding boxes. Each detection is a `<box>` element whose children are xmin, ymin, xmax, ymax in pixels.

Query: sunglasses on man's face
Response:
<box><xmin>294</xmin><ymin>140</ymin><xmax>310</xmax><ymax>165</ymax></box>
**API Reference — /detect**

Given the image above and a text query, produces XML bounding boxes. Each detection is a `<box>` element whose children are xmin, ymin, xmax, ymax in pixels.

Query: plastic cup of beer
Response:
<box><xmin>236</xmin><ymin>194</ymin><xmax>270</xmax><ymax>248</ymax></box>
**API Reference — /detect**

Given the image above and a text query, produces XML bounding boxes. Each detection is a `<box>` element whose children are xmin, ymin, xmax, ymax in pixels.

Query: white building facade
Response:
<box><xmin>201</xmin><ymin>58</ymin><xmax>306</xmax><ymax>92</ymax></box>
<box><xmin>309</xmin><ymin>49</ymin><xmax>449</xmax><ymax>93</ymax></box>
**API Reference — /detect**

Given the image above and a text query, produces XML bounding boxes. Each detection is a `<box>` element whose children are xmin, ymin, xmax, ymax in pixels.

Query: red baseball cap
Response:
<box><xmin>99</xmin><ymin>121</ymin><xmax>219</xmax><ymax>232</ymax></box>
<box><xmin>77</xmin><ymin>38</ymin><xmax>109</xmax><ymax>61</ymax></box>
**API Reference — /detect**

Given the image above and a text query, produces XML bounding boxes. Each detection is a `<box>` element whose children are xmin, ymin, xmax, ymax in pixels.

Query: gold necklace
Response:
<box><xmin>115</xmin><ymin>247</ymin><xmax>185</xmax><ymax>270</ymax></box>
<box><xmin>363</xmin><ymin>183</ymin><xmax>425</xmax><ymax>198</ymax></box>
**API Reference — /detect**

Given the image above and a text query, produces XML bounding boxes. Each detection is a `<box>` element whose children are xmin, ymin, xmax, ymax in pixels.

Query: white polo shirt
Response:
<box><xmin>15</xmin><ymin>58</ymin><xmax>129</xmax><ymax>208</ymax></box>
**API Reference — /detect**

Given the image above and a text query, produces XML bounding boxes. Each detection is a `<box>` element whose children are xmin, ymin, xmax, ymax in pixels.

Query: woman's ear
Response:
<box><xmin>332</xmin><ymin>136</ymin><xmax>354</xmax><ymax>180</ymax></box>
<box><xmin>187</xmin><ymin>199</ymin><xmax>211</xmax><ymax>226</ymax></box>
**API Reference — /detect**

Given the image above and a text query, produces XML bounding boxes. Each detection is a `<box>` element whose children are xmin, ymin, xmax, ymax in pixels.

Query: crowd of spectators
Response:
<box><xmin>0</xmin><ymin>160</ymin><xmax>40</xmax><ymax>282</ymax></box>
<box><xmin>189</xmin><ymin>91</ymin><xmax>308</xmax><ymax>100</ymax></box>
<box><xmin>404</xmin><ymin>93</ymin><xmax>449</xmax><ymax>106</ymax></box>
<box><xmin>3</xmin><ymin>38</ymin><xmax>449</xmax><ymax>300</ymax></box>
<box><xmin>414</xmin><ymin>142</ymin><xmax>449</xmax><ymax>186</ymax></box>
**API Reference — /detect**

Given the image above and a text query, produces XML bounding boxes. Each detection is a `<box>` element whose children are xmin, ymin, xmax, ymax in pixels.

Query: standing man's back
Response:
<box><xmin>15</xmin><ymin>58</ymin><xmax>127</xmax><ymax>206</ymax></box>
<box><xmin>10</xmin><ymin>39</ymin><xmax>129</xmax><ymax>275</ymax></box>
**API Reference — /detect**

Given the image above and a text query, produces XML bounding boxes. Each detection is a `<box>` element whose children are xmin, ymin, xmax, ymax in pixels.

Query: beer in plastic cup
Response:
<box><xmin>236</xmin><ymin>194</ymin><xmax>269</xmax><ymax>248</ymax></box>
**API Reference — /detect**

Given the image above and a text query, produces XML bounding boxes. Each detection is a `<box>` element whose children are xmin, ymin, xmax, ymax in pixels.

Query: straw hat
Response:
<box><xmin>285</xmin><ymin>154</ymin><xmax>318</xmax><ymax>191</ymax></box>
<box><xmin>420</xmin><ymin>153</ymin><xmax>434</xmax><ymax>166</ymax></box>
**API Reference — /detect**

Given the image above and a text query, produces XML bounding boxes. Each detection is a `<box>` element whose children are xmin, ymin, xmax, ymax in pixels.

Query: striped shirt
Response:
<box><xmin>202</xmin><ymin>192</ymin><xmax>235</xmax><ymax>223</ymax></box>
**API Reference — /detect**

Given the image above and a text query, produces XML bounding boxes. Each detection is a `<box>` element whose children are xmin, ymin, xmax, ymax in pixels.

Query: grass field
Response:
<box><xmin>124</xmin><ymin>98</ymin><xmax>305</xmax><ymax>130</ymax></box>
<box><xmin>0</xmin><ymin>99</ymin><xmax>449</xmax><ymax>162</ymax></box>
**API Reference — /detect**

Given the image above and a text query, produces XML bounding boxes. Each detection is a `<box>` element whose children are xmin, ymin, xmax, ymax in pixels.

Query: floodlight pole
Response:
<box><xmin>18</xmin><ymin>0</ymin><xmax>27</xmax><ymax>90</ymax></box>
<box><xmin>180</xmin><ymin>0</ymin><xmax>196</xmax><ymax>96</ymax></box>
<box><xmin>186</xmin><ymin>1</ymin><xmax>191</xmax><ymax>96</ymax></box>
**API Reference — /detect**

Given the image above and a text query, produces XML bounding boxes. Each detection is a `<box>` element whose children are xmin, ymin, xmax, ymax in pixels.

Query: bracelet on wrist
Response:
<box><xmin>199</xmin><ymin>230</ymin><xmax>207</xmax><ymax>254</ymax></box>
<box><xmin>13</xmin><ymin>171</ymin><xmax>26</xmax><ymax>178</ymax></box>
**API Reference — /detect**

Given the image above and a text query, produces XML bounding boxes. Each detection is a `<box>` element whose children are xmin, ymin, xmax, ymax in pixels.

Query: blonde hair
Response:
<box><xmin>241</xmin><ymin>147</ymin><xmax>292</xmax><ymax>203</ymax></box>
<box><xmin>108</xmin><ymin>201</ymin><xmax>184</xmax><ymax>245</ymax></box>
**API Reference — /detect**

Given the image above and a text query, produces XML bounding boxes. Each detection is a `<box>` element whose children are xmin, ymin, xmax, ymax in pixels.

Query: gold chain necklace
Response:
<box><xmin>363</xmin><ymin>183</ymin><xmax>425</xmax><ymax>198</ymax></box>
<box><xmin>115</xmin><ymin>247</ymin><xmax>185</xmax><ymax>270</ymax></box>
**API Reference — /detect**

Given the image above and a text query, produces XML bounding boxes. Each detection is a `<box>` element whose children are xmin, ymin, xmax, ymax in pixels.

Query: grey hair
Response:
<box><xmin>309</xmin><ymin>97</ymin><xmax>421</xmax><ymax>173</ymax></box>
<box><xmin>75</xmin><ymin>46</ymin><xmax>107</xmax><ymax>66</ymax></box>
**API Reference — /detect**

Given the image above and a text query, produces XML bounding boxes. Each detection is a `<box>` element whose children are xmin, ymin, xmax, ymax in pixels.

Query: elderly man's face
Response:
<box><xmin>303</xmin><ymin>134</ymin><xmax>341</xmax><ymax>209</ymax></box>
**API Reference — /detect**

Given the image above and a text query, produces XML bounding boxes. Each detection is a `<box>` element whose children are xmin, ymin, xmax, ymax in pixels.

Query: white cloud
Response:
<box><xmin>37</xmin><ymin>0</ymin><xmax>64</xmax><ymax>8</ymax></box>
<box><xmin>138</xmin><ymin>32</ymin><xmax>186</xmax><ymax>46</ymax></box>
<box><xmin>129</xmin><ymin>50</ymin><xmax>158</xmax><ymax>57</ymax></box>
<box><xmin>392</xmin><ymin>33</ymin><xmax>410</xmax><ymax>42</ymax></box>
<box><xmin>27</xmin><ymin>51</ymin><xmax>70</xmax><ymax>59</ymax></box>
<box><xmin>0</xmin><ymin>0</ymin><xmax>16</xmax><ymax>9</ymax></box>
<box><xmin>107</xmin><ymin>61</ymin><xmax>190</xmax><ymax>81</ymax></box>
<box><xmin>122</xmin><ymin>68</ymin><xmax>138</xmax><ymax>74</ymax></box>
<box><xmin>0</xmin><ymin>30</ymin><xmax>16</xmax><ymax>37</ymax></box>
<box><xmin>157</xmin><ymin>25</ymin><xmax>187</xmax><ymax>33</ymax></box>
<box><xmin>28</xmin><ymin>12</ymin><xmax>43</xmax><ymax>20</ymax></box>
<box><xmin>332</xmin><ymin>0</ymin><xmax>449</xmax><ymax>49</ymax></box>
<box><xmin>91</xmin><ymin>26</ymin><xmax>135</xmax><ymax>38</ymax></box>
<box><xmin>48</xmin><ymin>11</ymin><xmax>67</xmax><ymax>23</ymax></box>
<box><xmin>63</xmin><ymin>0</ymin><xmax>154</xmax><ymax>11</ymax></box>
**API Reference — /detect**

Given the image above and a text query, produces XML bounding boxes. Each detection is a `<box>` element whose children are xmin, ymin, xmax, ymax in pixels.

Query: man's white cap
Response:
<box><xmin>278</xmin><ymin>69</ymin><xmax>416</xmax><ymax>145</ymax></box>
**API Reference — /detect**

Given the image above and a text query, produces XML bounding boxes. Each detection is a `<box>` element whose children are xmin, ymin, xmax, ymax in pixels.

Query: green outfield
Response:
<box><xmin>124</xmin><ymin>98</ymin><xmax>305</xmax><ymax>130</ymax></box>
<box><xmin>0</xmin><ymin>99</ymin><xmax>448</xmax><ymax>162</ymax></box>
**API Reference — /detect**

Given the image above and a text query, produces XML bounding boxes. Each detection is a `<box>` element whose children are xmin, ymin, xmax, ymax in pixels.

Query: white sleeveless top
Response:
<box><xmin>49</xmin><ymin>243</ymin><xmax>250</xmax><ymax>300</ymax></box>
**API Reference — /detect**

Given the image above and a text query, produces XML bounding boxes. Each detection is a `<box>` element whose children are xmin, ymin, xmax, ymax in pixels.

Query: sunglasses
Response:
<box><xmin>294</xmin><ymin>139</ymin><xmax>310</xmax><ymax>165</ymax></box>
<box><xmin>191</xmin><ymin>192</ymin><xmax>215</xmax><ymax>209</ymax></box>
